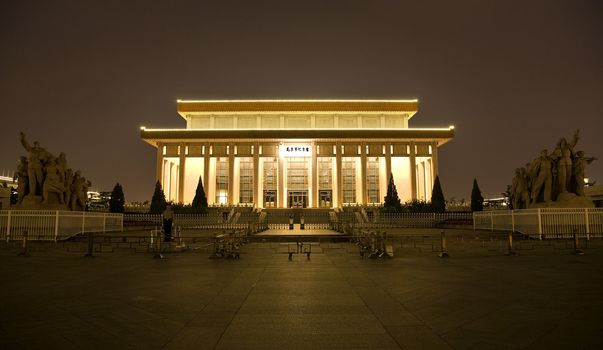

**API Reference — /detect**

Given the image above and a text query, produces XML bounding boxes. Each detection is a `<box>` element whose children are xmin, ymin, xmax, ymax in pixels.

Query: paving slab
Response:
<box><xmin>1</xmin><ymin>235</ymin><xmax>603</xmax><ymax>349</ymax></box>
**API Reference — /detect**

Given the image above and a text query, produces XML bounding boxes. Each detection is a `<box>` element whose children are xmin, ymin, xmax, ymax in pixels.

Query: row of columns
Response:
<box><xmin>155</xmin><ymin>141</ymin><xmax>440</xmax><ymax>207</ymax></box>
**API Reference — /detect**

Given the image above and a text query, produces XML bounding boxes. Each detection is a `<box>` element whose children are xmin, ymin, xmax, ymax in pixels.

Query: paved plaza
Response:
<box><xmin>1</xmin><ymin>229</ymin><xmax>602</xmax><ymax>349</ymax></box>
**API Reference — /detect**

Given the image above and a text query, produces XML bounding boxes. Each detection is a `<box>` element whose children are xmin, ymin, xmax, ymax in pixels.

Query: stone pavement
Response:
<box><xmin>1</xmin><ymin>235</ymin><xmax>602</xmax><ymax>349</ymax></box>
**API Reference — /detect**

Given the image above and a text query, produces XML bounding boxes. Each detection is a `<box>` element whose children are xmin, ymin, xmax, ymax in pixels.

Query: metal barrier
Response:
<box><xmin>0</xmin><ymin>210</ymin><xmax>124</xmax><ymax>241</ymax></box>
<box><xmin>473</xmin><ymin>208</ymin><xmax>603</xmax><ymax>239</ymax></box>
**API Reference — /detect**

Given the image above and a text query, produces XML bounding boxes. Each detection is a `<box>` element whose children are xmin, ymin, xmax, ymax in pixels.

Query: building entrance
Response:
<box><xmin>264</xmin><ymin>190</ymin><xmax>277</xmax><ymax>208</ymax></box>
<box><xmin>288</xmin><ymin>191</ymin><xmax>307</xmax><ymax>208</ymax></box>
<box><xmin>319</xmin><ymin>190</ymin><xmax>332</xmax><ymax>208</ymax></box>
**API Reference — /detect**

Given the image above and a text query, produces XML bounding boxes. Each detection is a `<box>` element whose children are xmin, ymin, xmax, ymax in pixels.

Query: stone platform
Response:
<box><xmin>256</xmin><ymin>227</ymin><xmax>344</xmax><ymax>237</ymax></box>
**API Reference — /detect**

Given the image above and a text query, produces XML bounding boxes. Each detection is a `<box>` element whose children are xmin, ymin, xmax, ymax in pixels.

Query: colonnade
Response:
<box><xmin>155</xmin><ymin>140</ymin><xmax>439</xmax><ymax>208</ymax></box>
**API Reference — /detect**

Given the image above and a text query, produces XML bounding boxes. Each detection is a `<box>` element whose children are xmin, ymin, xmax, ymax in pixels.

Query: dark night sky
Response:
<box><xmin>1</xmin><ymin>0</ymin><xmax>602</xmax><ymax>202</ymax></box>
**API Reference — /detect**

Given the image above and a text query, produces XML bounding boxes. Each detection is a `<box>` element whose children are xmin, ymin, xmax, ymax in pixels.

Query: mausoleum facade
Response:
<box><xmin>140</xmin><ymin>100</ymin><xmax>454</xmax><ymax>208</ymax></box>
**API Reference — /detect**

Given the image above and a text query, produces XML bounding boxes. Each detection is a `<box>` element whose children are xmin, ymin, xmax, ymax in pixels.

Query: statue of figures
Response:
<box><xmin>57</xmin><ymin>152</ymin><xmax>68</xmax><ymax>182</ymax></box>
<box><xmin>70</xmin><ymin>171</ymin><xmax>89</xmax><ymax>211</ymax></box>
<box><xmin>20</xmin><ymin>132</ymin><xmax>52</xmax><ymax>196</ymax></box>
<box><xmin>14</xmin><ymin>156</ymin><xmax>29</xmax><ymax>205</ymax></box>
<box><xmin>530</xmin><ymin>150</ymin><xmax>553</xmax><ymax>204</ymax></box>
<box><xmin>572</xmin><ymin>151</ymin><xmax>597</xmax><ymax>196</ymax></box>
<box><xmin>511</xmin><ymin>168</ymin><xmax>530</xmax><ymax>209</ymax></box>
<box><xmin>553</xmin><ymin>130</ymin><xmax>580</xmax><ymax>194</ymax></box>
<box><xmin>42</xmin><ymin>158</ymin><xmax>65</xmax><ymax>204</ymax></box>
<box><xmin>64</xmin><ymin>168</ymin><xmax>74</xmax><ymax>206</ymax></box>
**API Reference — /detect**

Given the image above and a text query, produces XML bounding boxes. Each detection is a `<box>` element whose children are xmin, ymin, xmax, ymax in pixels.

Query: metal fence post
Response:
<box><xmin>490</xmin><ymin>211</ymin><xmax>494</xmax><ymax>232</ymax></box>
<box><xmin>81</xmin><ymin>211</ymin><xmax>86</xmax><ymax>234</ymax></box>
<box><xmin>84</xmin><ymin>231</ymin><xmax>94</xmax><ymax>257</ymax></box>
<box><xmin>572</xmin><ymin>229</ymin><xmax>584</xmax><ymax>255</ymax></box>
<box><xmin>6</xmin><ymin>210</ymin><xmax>11</xmax><ymax>242</ymax></box>
<box><xmin>54</xmin><ymin>210</ymin><xmax>60</xmax><ymax>242</ymax></box>
<box><xmin>18</xmin><ymin>230</ymin><xmax>30</xmax><ymax>257</ymax></box>
<box><xmin>537</xmin><ymin>208</ymin><xmax>543</xmax><ymax>240</ymax></box>
<box><xmin>511</xmin><ymin>210</ymin><xmax>515</xmax><ymax>233</ymax></box>
<box><xmin>439</xmin><ymin>230</ymin><xmax>449</xmax><ymax>258</ymax></box>
<box><xmin>584</xmin><ymin>208</ymin><xmax>590</xmax><ymax>241</ymax></box>
<box><xmin>102</xmin><ymin>214</ymin><xmax>106</xmax><ymax>234</ymax></box>
<box><xmin>506</xmin><ymin>231</ymin><xmax>516</xmax><ymax>256</ymax></box>
<box><xmin>153</xmin><ymin>228</ymin><xmax>164</xmax><ymax>259</ymax></box>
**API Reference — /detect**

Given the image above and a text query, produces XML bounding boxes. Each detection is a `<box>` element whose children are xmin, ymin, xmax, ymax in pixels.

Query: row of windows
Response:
<box><xmin>214</xmin><ymin>158</ymin><xmax>380</xmax><ymax>205</ymax></box>
<box><xmin>188</xmin><ymin>114</ymin><xmax>409</xmax><ymax>129</ymax></box>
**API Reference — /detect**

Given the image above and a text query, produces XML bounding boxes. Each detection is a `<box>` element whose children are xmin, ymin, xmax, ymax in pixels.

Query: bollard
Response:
<box><xmin>18</xmin><ymin>230</ymin><xmax>30</xmax><ymax>257</ymax></box>
<box><xmin>572</xmin><ymin>229</ymin><xmax>584</xmax><ymax>255</ymax></box>
<box><xmin>153</xmin><ymin>229</ymin><xmax>165</xmax><ymax>259</ymax></box>
<box><xmin>84</xmin><ymin>232</ymin><xmax>95</xmax><ymax>258</ymax></box>
<box><xmin>506</xmin><ymin>231</ymin><xmax>516</xmax><ymax>256</ymax></box>
<box><xmin>438</xmin><ymin>230</ymin><xmax>449</xmax><ymax>258</ymax></box>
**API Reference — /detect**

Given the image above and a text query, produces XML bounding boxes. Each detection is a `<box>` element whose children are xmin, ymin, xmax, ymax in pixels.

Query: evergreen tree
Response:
<box><xmin>191</xmin><ymin>176</ymin><xmax>208</xmax><ymax>213</ymax></box>
<box><xmin>149</xmin><ymin>181</ymin><xmax>167</xmax><ymax>214</ymax></box>
<box><xmin>430</xmin><ymin>175</ymin><xmax>446</xmax><ymax>213</ymax></box>
<box><xmin>471</xmin><ymin>178</ymin><xmax>484</xmax><ymax>212</ymax></box>
<box><xmin>502</xmin><ymin>184</ymin><xmax>512</xmax><ymax>210</ymax></box>
<box><xmin>383</xmin><ymin>173</ymin><xmax>402</xmax><ymax>212</ymax></box>
<box><xmin>109</xmin><ymin>183</ymin><xmax>125</xmax><ymax>213</ymax></box>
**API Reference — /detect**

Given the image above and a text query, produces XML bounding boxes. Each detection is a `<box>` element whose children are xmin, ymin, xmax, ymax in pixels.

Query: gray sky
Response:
<box><xmin>1</xmin><ymin>0</ymin><xmax>601</xmax><ymax>202</ymax></box>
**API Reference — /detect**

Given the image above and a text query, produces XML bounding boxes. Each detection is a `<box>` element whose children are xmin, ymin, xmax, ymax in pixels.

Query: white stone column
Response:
<box><xmin>203</xmin><ymin>143</ymin><xmax>210</xmax><ymax>200</ymax></box>
<box><xmin>253</xmin><ymin>142</ymin><xmax>260</xmax><ymax>208</ymax></box>
<box><xmin>278</xmin><ymin>147</ymin><xmax>285</xmax><ymax>208</ymax></box>
<box><xmin>410</xmin><ymin>141</ymin><xmax>417</xmax><ymax>200</ymax></box>
<box><xmin>311</xmin><ymin>142</ymin><xmax>318</xmax><ymax>208</ymax></box>
<box><xmin>155</xmin><ymin>142</ymin><xmax>164</xmax><ymax>190</ymax></box>
<box><xmin>385</xmin><ymin>142</ymin><xmax>392</xmax><ymax>182</ymax></box>
<box><xmin>228</xmin><ymin>143</ymin><xmax>235</xmax><ymax>206</ymax></box>
<box><xmin>431</xmin><ymin>141</ymin><xmax>439</xmax><ymax>180</ymax></box>
<box><xmin>178</xmin><ymin>142</ymin><xmax>186</xmax><ymax>203</ymax></box>
<box><xmin>336</xmin><ymin>142</ymin><xmax>343</xmax><ymax>208</ymax></box>
<box><xmin>360</xmin><ymin>142</ymin><xmax>367</xmax><ymax>205</ymax></box>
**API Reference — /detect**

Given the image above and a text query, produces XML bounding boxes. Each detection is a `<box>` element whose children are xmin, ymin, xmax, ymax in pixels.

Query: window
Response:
<box><xmin>342</xmin><ymin>158</ymin><xmax>356</xmax><ymax>204</ymax></box>
<box><xmin>215</xmin><ymin>158</ymin><xmax>228</xmax><ymax>204</ymax></box>
<box><xmin>367</xmin><ymin>157</ymin><xmax>380</xmax><ymax>204</ymax></box>
<box><xmin>239</xmin><ymin>158</ymin><xmax>253</xmax><ymax>204</ymax></box>
<box><xmin>287</xmin><ymin>157</ymin><xmax>308</xmax><ymax>190</ymax></box>
<box><xmin>318</xmin><ymin>158</ymin><xmax>332</xmax><ymax>190</ymax></box>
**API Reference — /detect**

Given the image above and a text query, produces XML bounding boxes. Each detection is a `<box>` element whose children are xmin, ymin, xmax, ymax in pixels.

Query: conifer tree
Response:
<box><xmin>383</xmin><ymin>173</ymin><xmax>402</xmax><ymax>212</ymax></box>
<box><xmin>191</xmin><ymin>176</ymin><xmax>208</xmax><ymax>213</ymax></box>
<box><xmin>430</xmin><ymin>175</ymin><xmax>446</xmax><ymax>213</ymax></box>
<box><xmin>149</xmin><ymin>181</ymin><xmax>167</xmax><ymax>214</ymax></box>
<box><xmin>471</xmin><ymin>178</ymin><xmax>484</xmax><ymax>212</ymax></box>
<box><xmin>109</xmin><ymin>183</ymin><xmax>125</xmax><ymax>213</ymax></box>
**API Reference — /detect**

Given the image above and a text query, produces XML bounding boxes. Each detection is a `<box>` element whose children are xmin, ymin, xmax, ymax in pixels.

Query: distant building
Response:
<box><xmin>141</xmin><ymin>99</ymin><xmax>455</xmax><ymax>208</ymax></box>
<box><xmin>0</xmin><ymin>174</ymin><xmax>17</xmax><ymax>210</ymax></box>
<box><xmin>586</xmin><ymin>184</ymin><xmax>603</xmax><ymax>207</ymax></box>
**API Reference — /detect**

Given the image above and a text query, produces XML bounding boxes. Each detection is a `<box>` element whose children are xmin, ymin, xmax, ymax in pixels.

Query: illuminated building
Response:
<box><xmin>140</xmin><ymin>100</ymin><xmax>454</xmax><ymax>208</ymax></box>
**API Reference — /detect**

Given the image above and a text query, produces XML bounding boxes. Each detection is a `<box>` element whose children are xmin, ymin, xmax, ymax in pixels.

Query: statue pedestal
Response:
<box><xmin>18</xmin><ymin>195</ymin><xmax>69</xmax><ymax>211</ymax></box>
<box><xmin>530</xmin><ymin>192</ymin><xmax>595</xmax><ymax>209</ymax></box>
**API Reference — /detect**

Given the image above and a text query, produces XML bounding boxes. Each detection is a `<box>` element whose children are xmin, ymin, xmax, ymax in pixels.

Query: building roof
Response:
<box><xmin>140</xmin><ymin>127</ymin><xmax>454</xmax><ymax>147</ymax></box>
<box><xmin>176</xmin><ymin>99</ymin><xmax>419</xmax><ymax>116</ymax></box>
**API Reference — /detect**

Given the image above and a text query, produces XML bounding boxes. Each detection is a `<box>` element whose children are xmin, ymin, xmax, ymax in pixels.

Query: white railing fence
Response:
<box><xmin>473</xmin><ymin>208</ymin><xmax>603</xmax><ymax>239</ymax></box>
<box><xmin>0</xmin><ymin>210</ymin><xmax>124</xmax><ymax>241</ymax></box>
<box><xmin>331</xmin><ymin>212</ymin><xmax>473</xmax><ymax>231</ymax></box>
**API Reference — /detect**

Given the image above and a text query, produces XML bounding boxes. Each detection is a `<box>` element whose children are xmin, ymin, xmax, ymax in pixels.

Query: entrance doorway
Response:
<box><xmin>319</xmin><ymin>190</ymin><xmax>332</xmax><ymax>208</ymax></box>
<box><xmin>288</xmin><ymin>191</ymin><xmax>307</xmax><ymax>208</ymax></box>
<box><xmin>264</xmin><ymin>190</ymin><xmax>277</xmax><ymax>208</ymax></box>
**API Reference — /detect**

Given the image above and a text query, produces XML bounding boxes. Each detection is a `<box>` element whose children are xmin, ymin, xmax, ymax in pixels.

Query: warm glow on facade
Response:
<box><xmin>141</xmin><ymin>99</ymin><xmax>454</xmax><ymax>208</ymax></box>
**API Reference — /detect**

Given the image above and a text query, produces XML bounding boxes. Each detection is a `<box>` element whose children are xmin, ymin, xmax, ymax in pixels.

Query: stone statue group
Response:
<box><xmin>510</xmin><ymin>130</ymin><xmax>596</xmax><ymax>209</ymax></box>
<box><xmin>14</xmin><ymin>132</ymin><xmax>91</xmax><ymax>211</ymax></box>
